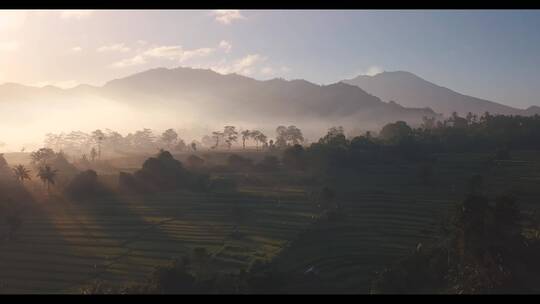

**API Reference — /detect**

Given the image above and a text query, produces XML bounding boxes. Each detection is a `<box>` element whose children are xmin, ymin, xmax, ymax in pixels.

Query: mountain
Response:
<box><xmin>343</xmin><ymin>71</ymin><xmax>524</xmax><ymax>116</ymax></box>
<box><xmin>101</xmin><ymin>67</ymin><xmax>438</xmax><ymax>127</ymax></box>
<box><xmin>525</xmin><ymin>106</ymin><xmax>540</xmax><ymax>116</ymax></box>
<box><xmin>0</xmin><ymin>67</ymin><xmax>440</xmax><ymax>148</ymax></box>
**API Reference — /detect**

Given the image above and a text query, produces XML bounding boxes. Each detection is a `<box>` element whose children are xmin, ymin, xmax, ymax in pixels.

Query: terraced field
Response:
<box><xmin>0</xmin><ymin>187</ymin><xmax>316</xmax><ymax>293</ymax></box>
<box><xmin>1</xmin><ymin>150</ymin><xmax>540</xmax><ymax>294</ymax></box>
<box><xmin>268</xmin><ymin>151</ymin><xmax>540</xmax><ymax>293</ymax></box>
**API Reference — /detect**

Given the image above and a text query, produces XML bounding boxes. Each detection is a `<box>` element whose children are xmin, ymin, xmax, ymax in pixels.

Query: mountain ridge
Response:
<box><xmin>342</xmin><ymin>71</ymin><xmax>528</xmax><ymax>116</ymax></box>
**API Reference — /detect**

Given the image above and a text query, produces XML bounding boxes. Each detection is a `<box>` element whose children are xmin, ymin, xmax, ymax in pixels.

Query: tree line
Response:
<box><xmin>41</xmin><ymin>125</ymin><xmax>306</xmax><ymax>158</ymax></box>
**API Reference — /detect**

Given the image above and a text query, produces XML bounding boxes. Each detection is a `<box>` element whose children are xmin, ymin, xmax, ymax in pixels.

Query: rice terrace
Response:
<box><xmin>2</xmin><ymin>9</ymin><xmax>540</xmax><ymax>295</ymax></box>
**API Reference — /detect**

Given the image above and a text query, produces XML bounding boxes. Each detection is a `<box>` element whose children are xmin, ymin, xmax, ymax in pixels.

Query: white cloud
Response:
<box><xmin>363</xmin><ymin>66</ymin><xmax>384</xmax><ymax>76</ymax></box>
<box><xmin>261</xmin><ymin>66</ymin><xmax>274</xmax><ymax>75</ymax></box>
<box><xmin>210</xmin><ymin>10</ymin><xmax>246</xmax><ymax>25</ymax></box>
<box><xmin>143</xmin><ymin>45</ymin><xmax>183</xmax><ymax>60</ymax></box>
<box><xmin>97</xmin><ymin>43</ymin><xmax>131</xmax><ymax>53</ymax></box>
<box><xmin>60</xmin><ymin>10</ymin><xmax>93</xmax><ymax>20</ymax></box>
<box><xmin>144</xmin><ymin>45</ymin><xmax>214</xmax><ymax>62</ymax></box>
<box><xmin>0</xmin><ymin>11</ymin><xmax>27</xmax><ymax>31</ymax></box>
<box><xmin>0</xmin><ymin>41</ymin><xmax>20</xmax><ymax>52</ymax></box>
<box><xmin>210</xmin><ymin>54</ymin><xmax>267</xmax><ymax>76</ymax></box>
<box><xmin>219</xmin><ymin>40</ymin><xmax>232</xmax><ymax>53</ymax></box>
<box><xmin>111</xmin><ymin>55</ymin><xmax>147</xmax><ymax>68</ymax></box>
<box><xmin>71</xmin><ymin>46</ymin><xmax>83</xmax><ymax>52</ymax></box>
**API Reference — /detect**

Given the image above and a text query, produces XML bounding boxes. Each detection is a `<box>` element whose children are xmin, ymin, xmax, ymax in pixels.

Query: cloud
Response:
<box><xmin>112</xmin><ymin>43</ymin><xmax>218</xmax><ymax>68</ymax></box>
<box><xmin>111</xmin><ymin>55</ymin><xmax>147</xmax><ymax>68</ymax></box>
<box><xmin>261</xmin><ymin>66</ymin><xmax>274</xmax><ymax>75</ymax></box>
<box><xmin>97</xmin><ymin>43</ymin><xmax>131</xmax><ymax>53</ymax></box>
<box><xmin>60</xmin><ymin>10</ymin><xmax>93</xmax><ymax>20</ymax></box>
<box><xmin>363</xmin><ymin>66</ymin><xmax>384</xmax><ymax>76</ymax></box>
<box><xmin>0</xmin><ymin>41</ymin><xmax>20</xmax><ymax>52</ymax></box>
<box><xmin>210</xmin><ymin>54</ymin><xmax>267</xmax><ymax>76</ymax></box>
<box><xmin>0</xmin><ymin>11</ymin><xmax>27</xmax><ymax>31</ymax></box>
<box><xmin>219</xmin><ymin>40</ymin><xmax>232</xmax><ymax>53</ymax></box>
<box><xmin>143</xmin><ymin>45</ymin><xmax>183</xmax><ymax>59</ymax></box>
<box><xmin>71</xmin><ymin>46</ymin><xmax>83</xmax><ymax>52</ymax></box>
<box><xmin>210</xmin><ymin>10</ymin><xmax>246</xmax><ymax>25</ymax></box>
<box><xmin>144</xmin><ymin>45</ymin><xmax>214</xmax><ymax>62</ymax></box>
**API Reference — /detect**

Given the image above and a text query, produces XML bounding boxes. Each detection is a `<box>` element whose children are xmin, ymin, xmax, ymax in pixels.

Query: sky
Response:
<box><xmin>1</xmin><ymin>10</ymin><xmax>540</xmax><ymax>108</ymax></box>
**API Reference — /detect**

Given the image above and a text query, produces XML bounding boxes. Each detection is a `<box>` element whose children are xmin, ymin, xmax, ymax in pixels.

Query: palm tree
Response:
<box><xmin>12</xmin><ymin>164</ymin><xmax>31</xmax><ymax>183</ymax></box>
<box><xmin>241</xmin><ymin>130</ymin><xmax>251</xmax><ymax>149</ymax></box>
<box><xmin>37</xmin><ymin>165</ymin><xmax>58</xmax><ymax>194</ymax></box>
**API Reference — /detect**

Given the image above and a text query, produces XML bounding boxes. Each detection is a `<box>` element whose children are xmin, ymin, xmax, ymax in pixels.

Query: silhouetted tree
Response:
<box><xmin>223</xmin><ymin>126</ymin><xmax>238</xmax><ymax>149</ymax></box>
<box><xmin>241</xmin><ymin>130</ymin><xmax>251</xmax><ymax>149</ymax></box>
<box><xmin>379</xmin><ymin>121</ymin><xmax>412</xmax><ymax>143</ymax></box>
<box><xmin>12</xmin><ymin>165</ymin><xmax>31</xmax><ymax>183</ymax></box>
<box><xmin>282</xmin><ymin>144</ymin><xmax>307</xmax><ymax>171</ymax></box>
<box><xmin>161</xmin><ymin>129</ymin><xmax>178</xmax><ymax>149</ymax></box>
<box><xmin>90</xmin><ymin>147</ymin><xmax>98</xmax><ymax>162</ymax></box>
<box><xmin>92</xmin><ymin>129</ymin><xmax>105</xmax><ymax>159</ymax></box>
<box><xmin>30</xmin><ymin>148</ymin><xmax>55</xmax><ymax>166</ymax></box>
<box><xmin>212</xmin><ymin>131</ymin><xmax>223</xmax><ymax>149</ymax></box>
<box><xmin>174</xmin><ymin>139</ymin><xmax>187</xmax><ymax>151</ymax></box>
<box><xmin>37</xmin><ymin>165</ymin><xmax>58</xmax><ymax>194</ymax></box>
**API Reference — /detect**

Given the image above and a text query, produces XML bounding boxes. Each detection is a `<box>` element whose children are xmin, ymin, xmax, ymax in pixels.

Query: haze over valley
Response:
<box><xmin>2</xmin><ymin>10</ymin><xmax>540</xmax><ymax>295</ymax></box>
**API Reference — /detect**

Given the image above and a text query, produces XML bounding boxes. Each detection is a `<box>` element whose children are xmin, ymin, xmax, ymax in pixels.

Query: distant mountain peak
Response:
<box><xmin>343</xmin><ymin>70</ymin><xmax>522</xmax><ymax>116</ymax></box>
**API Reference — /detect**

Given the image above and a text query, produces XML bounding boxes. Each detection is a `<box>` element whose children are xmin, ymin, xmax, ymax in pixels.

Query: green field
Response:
<box><xmin>1</xmin><ymin>150</ymin><xmax>540</xmax><ymax>293</ymax></box>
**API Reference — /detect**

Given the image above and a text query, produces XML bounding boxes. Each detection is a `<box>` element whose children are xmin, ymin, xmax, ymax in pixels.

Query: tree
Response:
<box><xmin>37</xmin><ymin>165</ymin><xmax>58</xmax><ymax>194</ymax></box>
<box><xmin>211</xmin><ymin>131</ymin><xmax>223</xmax><ymax>149</ymax></box>
<box><xmin>286</xmin><ymin>126</ymin><xmax>304</xmax><ymax>145</ymax></box>
<box><xmin>282</xmin><ymin>144</ymin><xmax>307</xmax><ymax>171</ymax></box>
<box><xmin>90</xmin><ymin>147</ymin><xmax>98</xmax><ymax>162</ymax></box>
<box><xmin>250</xmin><ymin>130</ymin><xmax>267</xmax><ymax>150</ymax></box>
<box><xmin>12</xmin><ymin>165</ymin><xmax>31</xmax><ymax>183</ymax></box>
<box><xmin>223</xmin><ymin>126</ymin><xmax>238</xmax><ymax>149</ymax></box>
<box><xmin>30</xmin><ymin>148</ymin><xmax>56</xmax><ymax>166</ymax></box>
<box><xmin>174</xmin><ymin>139</ymin><xmax>187</xmax><ymax>152</ymax></box>
<box><xmin>275</xmin><ymin>126</ymin><xmax>288</xmax><ymax>148</ymax></box>
<box><xmin>92</xmin><ymin>129</ymin><xmax>106</xmax><ymax>160</ymax></box>
<box><xmin>241</xmin><ymin>130</ymin><xmax>251</xmax><ymax>149</ymax></box>
<box><xmin>161</xmin><ymin>129</ymin><xmax>178</xmax><ymax>149</ymax></box>
<box><xmin>319</xmin><ymin>126</ymin><xmax>347</xmax><ymax>146</ymax></box>
<box><xmin>275</xmin><ymin>125</ymin><xmax>304</xmax><ymax>147</ymax></box>
<box><xmin>421</xmin><ymin>116</ymin><xmax>436</xmax><ymax>130</ymax></box>
<box><xmin>379</xmin><ymin>121</ymin><xmax>412</xmax><ymax>143</ymax></box>
<box><xmin>191</xmin><ymin>142</ymin><xmax>197</xmax><ymax>152</ymax></box>
<box><xmin>132</xmin><ymin>128</ymin><xmax>156</xmax><ymax>151</ymax></box>
<box><xmin>254</xmin><ymin>131</ymin><xmax>268</xmax><ymax>150</ymax></box>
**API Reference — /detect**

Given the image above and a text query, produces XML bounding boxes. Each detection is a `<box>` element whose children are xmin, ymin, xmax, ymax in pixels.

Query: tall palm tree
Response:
<box><xmin>240</xmin><ymin>130</ymin><xmax>251</xmax><ymax>149</ymax></box>
<box><xmin>37</xmin><ymin>165</ymin><xmax>58</xmax><ymax>194</ymax></box>
<box><xmin>12</xmin><ymin>164</ymin><xmax>31</xmax><ymax>183</ymax></box>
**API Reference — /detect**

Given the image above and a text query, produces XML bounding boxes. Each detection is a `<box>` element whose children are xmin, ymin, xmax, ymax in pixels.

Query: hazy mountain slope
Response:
<box><xmin>0</xmin><ymin>67</ymin><xmax>440</xmax><ymax>149</ymax></box>
<box><xmin>101</xmin><ymin>67</ymin><xmax>438</xmax><ymax>126</ymax></box>
<box><xmin>343</xmin><ymin>71</ymin><xmax>522</xmax><ymax>116</ymax></box>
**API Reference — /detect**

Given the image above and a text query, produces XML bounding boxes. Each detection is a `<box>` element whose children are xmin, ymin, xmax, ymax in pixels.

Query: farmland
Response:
<box><xmin>1</xmin><ymin>150</ymin><xmax>540</xmax><ymax>293</ymax></box>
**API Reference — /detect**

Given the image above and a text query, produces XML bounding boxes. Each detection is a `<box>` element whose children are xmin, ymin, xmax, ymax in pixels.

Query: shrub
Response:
<box><xmin>65</xmin><ymin>170</ymin><xmax>109</xmax><ymax>200</ymax></box>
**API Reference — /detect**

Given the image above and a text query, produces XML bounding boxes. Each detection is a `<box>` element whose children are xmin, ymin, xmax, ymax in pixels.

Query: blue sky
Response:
<box><xmin>1</xmin><ymin>10</ymin><xmax>540</xmax><ymax>108</ymax></box>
